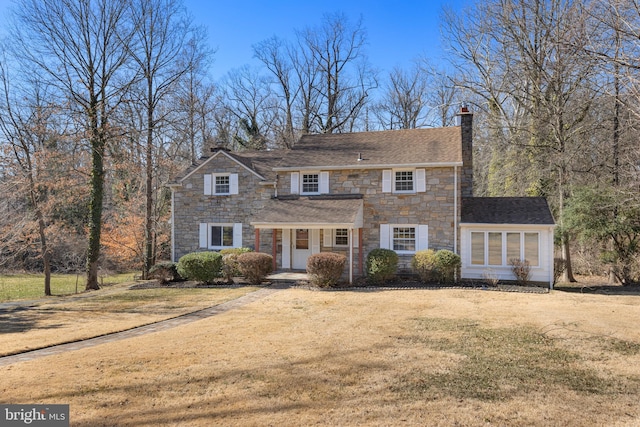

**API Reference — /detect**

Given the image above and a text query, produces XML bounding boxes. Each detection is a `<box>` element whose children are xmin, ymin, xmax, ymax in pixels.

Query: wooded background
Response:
<box><xmin>1</xmin><ymin>0</ymin><xmax>639</xmax><ymax>293</ymax></box>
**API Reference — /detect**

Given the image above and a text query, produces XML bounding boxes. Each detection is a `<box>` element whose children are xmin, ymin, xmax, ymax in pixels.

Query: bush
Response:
<box><xmin>510</xmin><ymin>258</ymin><xmax>531</xmax><ymax>285</ymax></box>
<box><xmin>148</xmin><ymin>261</ymin><xmax>180</xmax><ymax>284</ymax></box>
<box><xmin>306</xmin><ymin>252</ymin><xmax>347</xmax><ymax>288</ymax></box>
<box><xmin>434</xmin><ymin>249</ymin><xmax>461</xmax><ymax>284</ymax></box>
<box><xmin>176</xmin><ymin>252</ymin><xmax>223</xmax><ymax>284</ymax></box>
<box><xmin>366</xmin><ymin>248</ymin><xmax>398</xmax><ymax>285</ymax></box>
<box><xmin>220</xmin><ymin>247</ymin><xmax>253</xmax><ymax>284</ymax></box>
<box><xmin>237</xmin><ymin>252</ymin><xmax>273</xmax><ymax>285</ymax></box>
<box><xmin>411</xmin><ymin>249</ymin><xmax>460</xmax><ymax>284</ymax></box>
<box><xmin>411</xmin><ymin>249</ymin><xmax>438</xmax><ymax>282</ymax></box>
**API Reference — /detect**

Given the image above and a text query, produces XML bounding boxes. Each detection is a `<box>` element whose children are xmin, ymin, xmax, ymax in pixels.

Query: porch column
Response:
<box><xmin>349</xmin><ymin>228</ymin><xmax>354</xmax><ymax>284</ymax></box>
<box><xmin>272</xmin><ymin>229</ymin><xmax>277</xmax><ymax>271</ymax></box>
<box><xmin>254</xmin><ymin>229</ymin><xmax>260</xmax><ymax>252</ymax></box>
<box><xmin>358</xmin><ymin>228</ymin><xmax>364</xmax><ymax>276</ymax></box>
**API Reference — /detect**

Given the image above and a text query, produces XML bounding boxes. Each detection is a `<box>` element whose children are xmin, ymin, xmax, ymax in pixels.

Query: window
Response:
<box><xmin>382</xmin><ymin>169</ymin><xmax>425</xmax><ymax>193</ymax></box>
<box><xmin>291</xmin><ymin>171</ymin><xmax>329</xmax><ymax>194</ymax></box>
<box><xmin>395</xmin><ymin>171</ymin><xmax>414</xmax><ymax>192</ymax></box>
<box><xmin>295</xmin><ymin>229</ymin><xmax>309</xmax><ymax>249</ymax></box>
<box><xmin>524</xmin><ymin>233</ymin><xmax>539</xmax><ymax>266</ymax></box>
<box><xmin>204</xmin><ymin>173</ymin><xmax>238</xmax><ymax>195</ymax></box>
<box><xmin>199</xmin><ymin>223</ymin><xmax>242</xmax><ymax>249</ymax></box>
<box><xmin>380</xmin><ymin>224</ymin><xmax>427</xmax><ymax>253</ymax></box>
<box><xmin>211</xmin><ymin>225</ymin><xmax>233</xmax><ymax>247</ymax></box>
<box><xmin>335</xmin><ymin>229</ymin><xmax>349</xmax><ymax>246</ymax></box>
<box><xmin>302</xmin><ymin>173</ymin><xmax>319</xmax><ymax>193</ymax></box>
<box><xmin>215</xmin><ymin>175</ymin><xmax>229</xmax><ymax>194</ymax></box>
<box><xmin>471</xmin><ymin>232</ymin><xmax>484</xmax><ymax>265</ymax></box>
<box><xmin>393</xmin><ymin>227</ymin><xmax>416</xmax><ymax>251</ymax></box>
<box><xmin>470</xmin><ymin>231</ymin><xmax>539</xmax><ymax>267</ymax></box>
<box><xmin>488</xmin><ymin>232</ymin><xmax>502</xmax><ymax>265</ymax></box>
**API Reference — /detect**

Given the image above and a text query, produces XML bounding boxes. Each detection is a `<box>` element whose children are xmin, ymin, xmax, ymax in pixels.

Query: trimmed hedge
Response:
<box><xmin>220</xmin><ymin>247</ymin><xmax>253</xmax><ymax>283</ymax></box>
<box><xmin>366</xmin><ymin>248</ymin><xmax>398</xmax><ymax>285</ymax></box>
<box><xmin>411</xmin><ymin>249</ymin><xmax>438</xmax><ymax>283</ymax></box>
<box><xmin>237</xmin><ymin>252</ymin><xmax>273</xmax><ymax>285</ymax></box>
<box><xmin>411</xmin><ymin>249</ymin><xmax>461</xmax><ymax>284</ymax></box>
<box><xmin>148</xmin><ymin>261</ymin><xmax>180</xmax><ymax>284</ymax></box>
<box><xmin>176</xmin><ymin>252</ymin><xmax>223</xmax><ymax>284</ymax></box>
<box><xmin>434</xmin><ymin>249</ymin><xmax>460</xmax><ymax>284</ymax></box>
<box><xmin>306</xmin><ymin>252</ymin><xmax>347</xmax><ymax>288</ymax></box>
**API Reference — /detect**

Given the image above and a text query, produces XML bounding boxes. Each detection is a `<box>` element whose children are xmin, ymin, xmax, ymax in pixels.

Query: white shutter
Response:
<box><xmin>282</xmin><ymin>229</ymin><xmax>291</xmax><ymax>268</ymax></box>
<box><xmin>353</xmin><ymin>228</ymin><xmax>359</xmax><ymax>248</ymax></box>
<box><xmin>382</xmin><ymin>170</ymin><xmax>392</xmax><ymax>193</ymax></box>
<box><xmin>311</xmin><ymin>229</ymin><xmax>320</xmax><ymax>254</ymax></box>
<box><xmin>233</xmin><ymin>223</ymin><xmax>243</xmax><ymax>248</ymax></box>
<box><xmin>416</xmin><ymin>169</ymin><xmax>426</xmax><ymax>193</ymax></box>
<box><xmin>319</xmin><ymin>171</ymin><xmax>329</xmax><ymax>194</ymax></box>
<box><xmin>290</xmin><ymin>172</ymin><xmax>300</xmax><ymax>194</ymax></box>
<box><xmin>199</xmin><ymin>223</ymin><xmax>208</xmax><ymax>248</ymax></box>
<box><xmin>229</xmin><ymin>174</ymin><xmax>239</xmax><ymax>195</ymax></box>
<box><xmin>418</xmin><ymin>225</ymin><xmax>429</xmax><ymax>250</ymax></box>
<box><xmin>323</xmin><ymin>229</ymin><xmax>333</xmax><ymax>247</ymax></box>
<box><xmin>204</xmin><ymin>174</ymin><xmax>212</xmax><ymax>195</ymax></box>
<box><xmin>379</xmin><ymin>224</ymin><xmax>390</xmax><ymax>249</ymax></box>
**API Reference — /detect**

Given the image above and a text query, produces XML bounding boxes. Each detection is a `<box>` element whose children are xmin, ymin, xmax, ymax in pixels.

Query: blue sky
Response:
<box><xmin>186</xmin><ymin>0</ymin><xmax>469</xmax><ymax>79</ymax></box>
<box><xmin>0</xmin><ymin>0</ymin><xmax>469</xmax><ymax>80</ymax></box>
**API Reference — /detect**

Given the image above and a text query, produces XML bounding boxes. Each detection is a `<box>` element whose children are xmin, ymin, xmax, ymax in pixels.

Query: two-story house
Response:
<box><xmin>169</xmin><ymin>108</ymin><xmax>556</xmax><ymax>286</ymax></box>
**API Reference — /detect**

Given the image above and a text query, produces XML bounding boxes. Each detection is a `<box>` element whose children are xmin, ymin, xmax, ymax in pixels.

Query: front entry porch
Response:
<box><xmin>250</xmin><ymin>196</ymin><xmax>364</xmax><ymax>284</ymax></box>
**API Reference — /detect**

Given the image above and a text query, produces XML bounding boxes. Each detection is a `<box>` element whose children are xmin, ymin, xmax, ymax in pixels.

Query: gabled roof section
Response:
<box><xmin>461</xmin><ymin>197</ymin><xmax>555</xmax><ymax>225</ymax></box>
<box><xmin>171</xmin><ymin>149</ymin><xmax>283</xmax><ymax>185</ymax></box>
<box><xmin>274</xmin><ymin>127</ymin><xmax>462</xmax><ymax>170</ymax></box>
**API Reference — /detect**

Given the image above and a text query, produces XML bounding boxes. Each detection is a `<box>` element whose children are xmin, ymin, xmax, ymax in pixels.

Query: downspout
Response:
<box><xmin>454</xmin><ymin>166</ymin><xmax>458</xmax><ymax>254</ymax></box>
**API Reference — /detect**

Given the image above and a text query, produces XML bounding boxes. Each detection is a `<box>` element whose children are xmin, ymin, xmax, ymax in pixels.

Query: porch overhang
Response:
<box><xmin>250</xmin><ymin>196</ymin><xmax>364</xmax><ymax>229</ymax></box>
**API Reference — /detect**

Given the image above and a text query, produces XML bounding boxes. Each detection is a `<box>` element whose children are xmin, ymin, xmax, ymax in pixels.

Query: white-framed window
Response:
<box><xmin>302</xmin><ymin>173</ymin><xmax>319</xmax><ymax>193</ymax></box>
<box><xmin>322</xmin><ymin>228</ymin><xmax>359</xmax><ymax>248</ymax></box>
<box><xmin>204</xmin><ymin>173</ymin><xmax>238</xmax><ymax>195</ymax></box>
<box><xmin>291</xmin><ymin>171</ymin><xmax>329</xmax><ymax>194</ymax></box>
<box><xmin>199</xmin><ymin>223</ymin><xmax>242</xmax><ymax>249</ymax></box>
<box><xmin>379</xmin><ymin>224</ymin><xmax>428</xmax><ymax>254</ymax></box>
<box><xmin>470</xmin><ymin>231</ymin><xmax>539</xmax><ymax>266</ymax></box>
<box><xmin>335</xmin><ymin>229</ymin><xmax>349</xmax><ymax>246</ymax></box>
<box><xmin>382</xmin><ymin>169</ymin><xmax>426</xmax><ymax>193</ymax></box>
<box><xmin>395</xmin><ymin>170</ymin><xmax>414</xmax><ymax>192</ymax></box>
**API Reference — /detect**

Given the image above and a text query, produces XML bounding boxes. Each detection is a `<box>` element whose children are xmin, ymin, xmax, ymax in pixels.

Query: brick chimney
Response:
<box><xmin>458</xmin><ymin>106</ymin><xmax>473</xmax><ymax>198</ymax></box>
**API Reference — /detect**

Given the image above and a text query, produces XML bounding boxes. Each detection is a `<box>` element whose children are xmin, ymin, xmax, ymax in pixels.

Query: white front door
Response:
<box><xmin>292</xmin><ymin>229</ymin><xmax>312</xmax><ymax>269</ymax></box>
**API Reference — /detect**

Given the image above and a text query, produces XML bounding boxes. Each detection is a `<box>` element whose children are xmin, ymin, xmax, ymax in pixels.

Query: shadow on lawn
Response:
<box><xmin>554</xmin><ymin>284</ymin><xmax>640</xmax><ymax>296</ymax></box>
<box><xmin>0</xmin><ymin>306</ymin><xmax>64</xmax><ymax>334</ymax></box>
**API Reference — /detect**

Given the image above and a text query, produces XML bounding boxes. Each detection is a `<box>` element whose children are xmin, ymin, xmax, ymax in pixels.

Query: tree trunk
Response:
<box><xmin>561</xmin><ymin>233</ymin><xmax>576</xmax><ymax>282</ymax></box>
<box><xmin>86</xmin><ymin>122</ymin><xmax>105</xmax><ymax>291</ymax></box>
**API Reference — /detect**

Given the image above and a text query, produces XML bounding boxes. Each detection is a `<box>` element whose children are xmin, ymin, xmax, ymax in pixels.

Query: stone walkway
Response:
<box><xmin>0</xmin><ymin>284</ymin><xmax>287</xmax><ymax>367</ymax></box>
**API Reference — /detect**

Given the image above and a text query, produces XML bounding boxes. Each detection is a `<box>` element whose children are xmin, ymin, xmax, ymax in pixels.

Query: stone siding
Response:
<box><xmin>172</xmin><ymin>154</ymin><xmax>274</xmax><ymax>260</ymax></box>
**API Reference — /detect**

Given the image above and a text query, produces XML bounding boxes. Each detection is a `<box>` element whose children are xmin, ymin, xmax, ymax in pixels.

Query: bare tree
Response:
<box><xmin>375</xmin><ymin>65</ymin><xmax>430</xmax><ymax>129</ymax></box>
<box><xmin>0</xmin><ymin>53</ymin><xmax>56</xmax><ymax>294</ymax></box>
<box><xmin>127</xmin><ymin>0</ymin><xmax>197</xmax><ymax>279</ymax></box>
<box><xmin>253</xmin><ymin>36</ymin><xmax>298</xmax><ymax>148</ymax></box>
<box><xmin>12</xmin><ymin>0</ymin><xmax>135</xmax><ymax>290</ymax></box>
<box><xmin>443</xmin><ymin>0</ymin><xmax>601</xmax><ymax>282</ymax></box>
<box><xmin>299</xmin><ymin>13</ymin><xmax>378</xmax><ymax>133</ymax></box>
<box><xmin>222</xmin><ymin>66</ymin><xmax>277</xmax><ymax>150</ymax></box>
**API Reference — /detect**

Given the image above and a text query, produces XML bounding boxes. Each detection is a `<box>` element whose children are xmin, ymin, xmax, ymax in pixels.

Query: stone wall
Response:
<box><xmin>172</xmin><ymin>153</ymin><xmax>274</xmax><ymax>261</ymax></box>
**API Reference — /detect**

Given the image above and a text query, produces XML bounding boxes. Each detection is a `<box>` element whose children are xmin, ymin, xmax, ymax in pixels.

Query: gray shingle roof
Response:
<box><xmin>251</xmin><ymin>197</ymin><xmax>364</xmax><ymax>228</ymax></box>
<box><xmin>461</xmin><ymin>197</ymin><xmax>555</xmax><ymax>225</ymax></box>
<box><xmin>171</xmin><ymin>148</ymin><xmax>283</xmax><ymax>184</ymax></box>
<box><xmin>274</xmin><ymin>127</ymin><xmax>462</xmax><ymax>170</ymax></box>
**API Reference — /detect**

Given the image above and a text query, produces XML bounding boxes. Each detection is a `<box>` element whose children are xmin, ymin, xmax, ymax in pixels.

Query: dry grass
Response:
<box><xmin>0</xmin><ymin>282</ymin><xmax>260</xmax><ymax>356</ymax></box>
<box><xmin>1</xmin><ymin>282</ymin><xmax>639</xmax><ymax>426</ymax></box>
